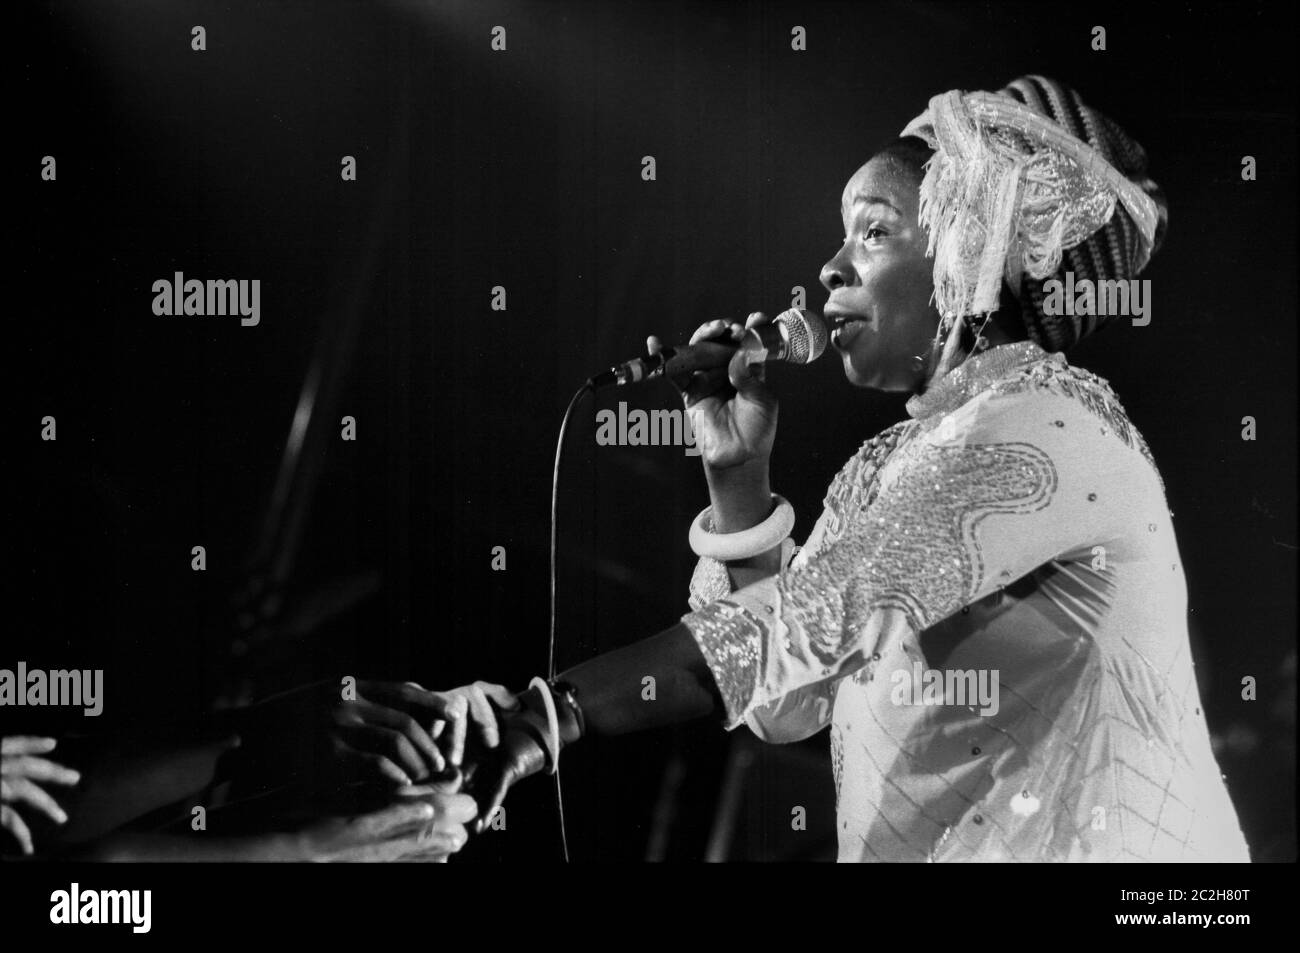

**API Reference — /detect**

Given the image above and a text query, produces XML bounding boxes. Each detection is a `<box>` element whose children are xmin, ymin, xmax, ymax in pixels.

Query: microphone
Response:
<box><xmin>588</xmin><ymin>308</ymin><xmax>828</xmax><ymax>389</ymax></box>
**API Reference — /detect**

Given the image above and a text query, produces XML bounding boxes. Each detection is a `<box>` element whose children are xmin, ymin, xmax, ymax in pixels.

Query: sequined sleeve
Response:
<box><xmin>680</xmin><ymin>382</ymin><xmax>1148</xmax><ymax>729</ymax></box>
<box><xmin>687</xmin><ymin>536</ymin><xmax>830</xmax><ymax>741</ymax></box>
<box><xmin>687</xmin><ymin>538</ymin><xmax>800</xmax><ymax>611</ymax></box>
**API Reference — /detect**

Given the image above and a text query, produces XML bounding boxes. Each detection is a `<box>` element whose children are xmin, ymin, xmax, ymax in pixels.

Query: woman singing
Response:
<box><xmin>464</xmin><ymin>75</ymin><xmax>1250</xmax><ymax>862</ymax></box>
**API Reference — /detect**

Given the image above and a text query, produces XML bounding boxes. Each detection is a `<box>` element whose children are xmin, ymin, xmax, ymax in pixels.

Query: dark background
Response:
<box><xmin>13</xmin><ymin>0</ymin><xmax>1296</xmax><ymax>861</ymax></box>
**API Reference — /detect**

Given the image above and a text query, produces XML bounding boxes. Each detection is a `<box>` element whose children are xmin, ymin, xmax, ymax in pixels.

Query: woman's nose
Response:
<box><xmin>820</xmin><ymin>250</ymin><xmax>853</xmax><ymax>291</ymax></box>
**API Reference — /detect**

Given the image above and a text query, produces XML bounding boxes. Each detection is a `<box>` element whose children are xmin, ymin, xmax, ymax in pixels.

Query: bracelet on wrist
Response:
<box><xmin>689</xmin><ymin>493</ymin><xmax>794</xmax><ymax>561</ymax></box>
<box><xmin>523</xmin><ymin>677</ymin><xmax>561</xmax><ymax>774</ymax></box>
<box><xmin>547</xmin><ymin>678</ymin><xmax>587</xmax><ymax>741</ymax></box>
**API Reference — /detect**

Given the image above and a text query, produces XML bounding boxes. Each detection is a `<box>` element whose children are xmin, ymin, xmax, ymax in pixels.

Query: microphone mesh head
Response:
<box><xmin>777</xmin><ymin>308</ymin><xmax>829</xmax><ymax>364</ymax></box>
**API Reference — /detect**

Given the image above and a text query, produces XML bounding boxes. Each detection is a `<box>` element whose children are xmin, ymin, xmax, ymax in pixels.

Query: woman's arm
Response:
<box><xmin>662</xmin><ymin>314</ymin><xmax>789</xmax><ymax>589</ymax></box>
<box><xmin>462</xmin><ymin>623</ymin><xmax>722</xmax><ymax>829</ymax></box>
<box><xmin>703</xmin><ymin>458</ymin><xmax>786</xmax><ymax>588</ymax></box>
<box><xmin>558</xmin><ymin>622</ymin><xmax>722</xmax><ymax>735</ymax></box>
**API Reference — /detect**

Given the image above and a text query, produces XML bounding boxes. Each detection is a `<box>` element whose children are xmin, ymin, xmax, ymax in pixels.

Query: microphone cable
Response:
<box><xmin>548</xmin><ymin>380</ymin><xmax>593</xmax><ymax>862</ymax></box>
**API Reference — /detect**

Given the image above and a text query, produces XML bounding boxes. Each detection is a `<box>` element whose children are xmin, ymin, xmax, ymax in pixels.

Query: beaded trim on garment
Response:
<box><xmin>687</xmin><ymin>341</ymin><xmax>1160</xmax><ymax>614</ymax></box>
<box><xmin>905</xmin><ymin>340</ymin><xmax>1050</xmax><ymax>420</ymax></box>
<box><xmin>904</xmin><ymin>340</ymin><xmax>1159</xmax><ymax>485</ymax></box>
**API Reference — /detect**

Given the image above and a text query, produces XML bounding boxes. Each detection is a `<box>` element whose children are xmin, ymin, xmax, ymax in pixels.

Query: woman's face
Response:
<box><xmin>819</xmin><ymin>155</ymin><xmax>940</xmax><ymax>391</ymax></box>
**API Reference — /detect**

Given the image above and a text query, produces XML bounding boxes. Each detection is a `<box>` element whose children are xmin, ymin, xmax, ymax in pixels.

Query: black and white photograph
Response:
<box><xmin>5</xmin><ymin>0</ymin><xmax>1296</xmax><ymax>935</ymax></box>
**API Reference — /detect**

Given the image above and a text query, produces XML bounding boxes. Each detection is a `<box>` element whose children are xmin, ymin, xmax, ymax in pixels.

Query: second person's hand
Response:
<box><xmin>325</xmin><ymin>680</ymin><xmax>517</xmax><ymax>787</ymax></box>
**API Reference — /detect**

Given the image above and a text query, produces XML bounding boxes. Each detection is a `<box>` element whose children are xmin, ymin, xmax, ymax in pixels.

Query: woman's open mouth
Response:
<box><xmin>829</xmin><ymin>314</ymin><xmax>868</xmax><ymax>349</ymax></box>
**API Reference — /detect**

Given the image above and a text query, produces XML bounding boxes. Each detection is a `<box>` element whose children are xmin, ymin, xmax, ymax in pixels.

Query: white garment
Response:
<box><xmin>682</xmin><ymin>342</ymin><xmax>1250</xmax><ymax>862</ymax></box>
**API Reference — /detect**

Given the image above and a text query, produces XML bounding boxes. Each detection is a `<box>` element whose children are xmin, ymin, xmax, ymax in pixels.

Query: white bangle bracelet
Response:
<box><xmin>688</xmin><ymin>494</ymin><xmax>794</xmax><ymax>562</ymax></box>
<box><xmin>527</xmin><ymin>677</ymin><xmax>561</xmax><ymax>775</ymax></box>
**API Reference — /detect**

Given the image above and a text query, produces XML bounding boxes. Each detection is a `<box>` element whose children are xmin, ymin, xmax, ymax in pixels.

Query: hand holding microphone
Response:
<box><xmin>637</xmin><ymin>309</ymin><xmax>826</xmax><ymax>472</ymax></box>
<box><xmin>595</xmin><ymin>307</ymin><xmax>826</xmax><ymax>390</ymax></box>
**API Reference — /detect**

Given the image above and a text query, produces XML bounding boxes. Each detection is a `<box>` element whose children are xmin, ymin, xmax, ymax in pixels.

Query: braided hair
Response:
<box><xmin>877</xmin><ymin>75</ymin><xmax>1168</xmax><ymax>352</ymax></box>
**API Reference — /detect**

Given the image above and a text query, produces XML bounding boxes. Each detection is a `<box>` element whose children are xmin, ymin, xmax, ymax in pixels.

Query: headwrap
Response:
<box><xmin>900</xmin><ymin>75</ymin><xmax>1168</xmax><ymax>357</ymax></box>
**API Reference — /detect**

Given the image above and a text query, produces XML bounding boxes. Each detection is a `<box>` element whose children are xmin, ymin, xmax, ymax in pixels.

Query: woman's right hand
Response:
<box><xmin>649</xmin><ymin>312</ymin><xmax>779</xmax><ymax>472</ymax></box>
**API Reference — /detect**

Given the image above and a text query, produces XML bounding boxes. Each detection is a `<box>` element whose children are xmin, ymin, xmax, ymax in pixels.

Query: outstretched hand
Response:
<box><xmin>296</xmin><ymin>777</ymin><xmax>478</xmax><ymax>863</ymax></box>
<box><xmin>461</xmin><ymin>721</ymin><xmax>549</xmax><ymax>834</ymax></box>
<box><xmin>1</xmin><ymin>736</ymin><xmax>81</xmax><ymax>855</ymax></box>
<box><xmin>325</xmin><ymin>680</ymin><xmax>518</xmax><ymax>787</ymax></box>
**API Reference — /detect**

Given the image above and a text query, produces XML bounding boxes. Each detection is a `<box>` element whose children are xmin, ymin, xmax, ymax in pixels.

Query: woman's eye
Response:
<box><xmin>862</xmin><ymin>226</ymin><xmax>886</xmax><ymax>241</ymax></box>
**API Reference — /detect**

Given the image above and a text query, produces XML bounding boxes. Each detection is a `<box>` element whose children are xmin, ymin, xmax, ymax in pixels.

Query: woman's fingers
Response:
<box><xmin>688</xmin><ymin>319</ymin><xmax>730</xmax><ymax>345</ymax></box>
<box><xmin>403</xmin><ymin>796</ymin><xmax>475</xmax><ymax>859</ymax></box>
<box><xmin>1</xmin><ymin>804</ymin><xmax>35</xmax><ymax>855</ymax></box>
<box><xmin>405</xmin><ymin>826</ymin><xmax>467</xmax><ymax>861</ymax></box>
<box><xmin>397</xmin><ymin>768</ymin><xmax>463</xmax><ymax>799</ymax></box>
<box><xmin>383</xmin><ymin>794</ymin><xmax>476</xmax><ymax>861</ymax></box>
<box><xmin>365</xmin><ymin>753</ymin><xmax>412</xmax><ymax>787</ymax></box>
<box><xmin>361</xmin><ymin>725</ymin><xmax>430</xmax><ymax>781</ymax></box>
<box><xmin>474</xmin><ymin>682</ymin><xmax>519</xmax><ymax>711</ymax></box>
<box><xmin>473</xmin><ymin>773</ymin><xmax>511</xmax><ymax>835</ymax></box>
<box><xmin>365</xmin><ymin>681</ymin><xmax>450</xmax><ymax>720</ymax></box>
<box><xmin>663</xmin><ymin>319</ymin><xmax>749</xmax><ymax>395</ymax></box>
<box><xmin>729</xmin><ymin>346</ymin><xmax>767</xmax><ymax>392</ymax></box>
<box><xmin>341</xmin><ymin>682</ymin><xmax>526</xmax><ymax>786</ymax></box>
<box><xmin>0</xmin><ymin>776</ymin><xmax>69</xmax><ymax>825</ymax></box>
<box><xmin>335</xmin><ymin>723</ymin><xmax>423</xmax><ymax>780</ymax></box>
<box><xmin>0</xmin><ymin>756</ymin><xmax>80</xmax><ymax>787</ymax></box>
<box><xmin>686</xmin><ymin>317</ymin><xmax>754</xmax><ymax>345</ymax></box>
<box><xmin>445</xmin><ymin>698</ymin><xmax>469</xmax><ymax>767</ymax></box>
<box><xmin>354</xmin><ymin>682</ymin><xmax>474</xmax><ymax>774</ymax></box>
<box><xmin>357</xmin><ymin>801</ymin><xmax>437</xmax><ymax>842</ymax></box>
<box><xmin>1</xmin><ymin>737</ymin><xmax>59</xmax><ymax>757</ymax></box>
<box><xmin>352</xmin><ymin>700</ymin><xmax>443</xmax><ymax>775</ymax></box>
<box><xmin>301</xmin><ymin>797</ymin><xmax>478</xmax><ymax>863</ymax></box>
<box><xmin>463</xmin><ymin>686</ymin><xmax>501</xmax><ymax>750</ymax></box>
<box><xmin>332</xmin><ymin>734</ymin><xmax>414</xmax><ymax>787</ymax></box>
<box><xmin>681</xmin><ymin>366</ymin><xmax>732</xmax><ymax>407</ymax></box>
<box><xmin>432</xmin><ymin>791</ymin><xmax>478</xmax><ymax>826</ymax></box>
